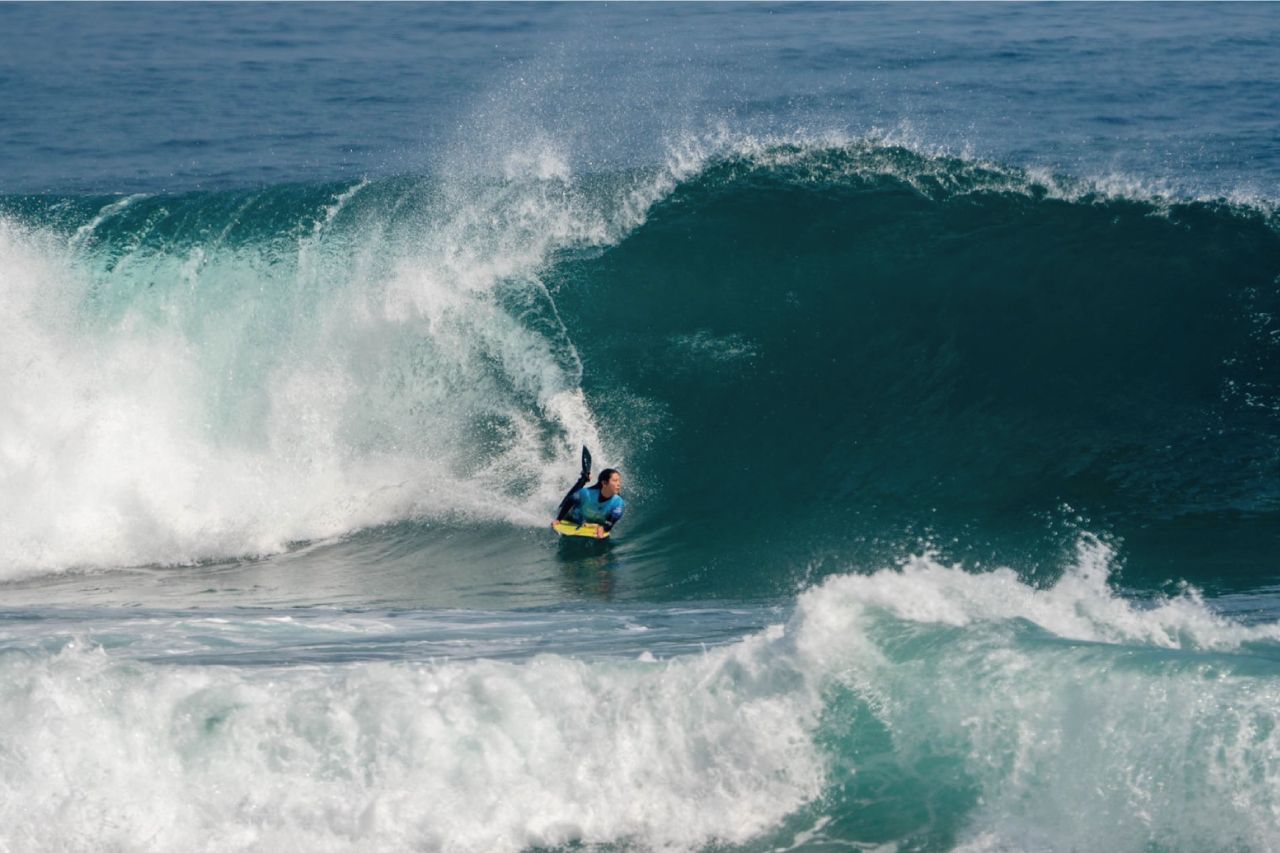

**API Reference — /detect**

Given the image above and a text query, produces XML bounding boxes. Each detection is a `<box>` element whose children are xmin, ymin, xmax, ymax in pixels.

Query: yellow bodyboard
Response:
<box><xmin>552</xmin><ymin>520</ymin><xmax>610</xmax><ymax>539</ymax></box>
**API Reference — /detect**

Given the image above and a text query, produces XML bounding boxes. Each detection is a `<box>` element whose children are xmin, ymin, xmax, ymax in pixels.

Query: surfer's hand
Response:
<box><xmin>594</xmin><ymin>526</ymin><xmax>606</xmax><ymax>539</ymax></box>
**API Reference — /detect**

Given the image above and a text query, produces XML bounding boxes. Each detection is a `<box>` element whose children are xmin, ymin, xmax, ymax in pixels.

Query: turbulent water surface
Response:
<box><xmin>2</xmin><ymin>4</ymin><xmax>1280</xmax><ymax>852</ymax></box>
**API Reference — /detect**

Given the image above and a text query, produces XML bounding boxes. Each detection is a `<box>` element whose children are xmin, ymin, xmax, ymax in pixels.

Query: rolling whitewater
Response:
<box><xmin>2</xmin><ymin>5</ymin><xmax>1279</xmax><ymax>852</ymax></box>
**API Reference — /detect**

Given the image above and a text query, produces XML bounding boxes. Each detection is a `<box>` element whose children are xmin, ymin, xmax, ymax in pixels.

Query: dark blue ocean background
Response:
<box><xmin>1</xmin><ymin>4</ymin><xmax>1279</xmax><ymax>852</ymax></box>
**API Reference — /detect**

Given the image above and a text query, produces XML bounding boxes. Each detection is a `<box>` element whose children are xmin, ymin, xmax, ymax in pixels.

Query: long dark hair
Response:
<box><xmin>593</xmin><ymin>468</ymin><xmax>619</xmax><ymax>490</ymax></box>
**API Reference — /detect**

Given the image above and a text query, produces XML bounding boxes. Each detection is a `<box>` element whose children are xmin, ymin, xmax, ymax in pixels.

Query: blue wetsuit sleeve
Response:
<box><xmin>601</xmin><ymin>501</ymin><xmax>625</xmax><ymax>532</ymax></box>
<box><xmin>555</xmin><ymin>474</ymin><xmax>590</xmax><ymax>521</ymax></box>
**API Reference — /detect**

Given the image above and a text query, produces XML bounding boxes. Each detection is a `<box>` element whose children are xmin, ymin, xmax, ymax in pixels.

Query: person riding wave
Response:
<box><xmin>554</xmin><ymin>454</ymin><xmax>624</xmax><ymax>539</ymax></box>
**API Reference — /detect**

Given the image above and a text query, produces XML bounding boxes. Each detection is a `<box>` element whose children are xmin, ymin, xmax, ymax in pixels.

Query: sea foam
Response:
<box><xmin>3</xmin><ymin>539</ymin><xmax>1279</xmax><ymax>852</ymax></box>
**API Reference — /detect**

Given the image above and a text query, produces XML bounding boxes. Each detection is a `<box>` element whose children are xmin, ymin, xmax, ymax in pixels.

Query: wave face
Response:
<box><xmin>4</xmin><ymin>540</ymin><xmax>1280</xmax><ymax>852</ymax></box>
<box><xmin>2</xmin><ymin>143</ymin><xmax>1279</xmax><ymax>594</ymax></box>
<box><xmin>553</xmin><ymin>145</ymin><xmax>1280</xmax><ymax>593</ymax></box>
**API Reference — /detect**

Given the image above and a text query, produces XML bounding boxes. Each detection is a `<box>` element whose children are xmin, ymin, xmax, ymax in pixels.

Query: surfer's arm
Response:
<box><xmin>554</xmin><ymin>473</ymin><xmax>591</xmax><ymax>521</ymax></box>
<box><xmin>600</xmin><ymin>502</ymin><xmax>625</xmax><ymax>532</ymax></box>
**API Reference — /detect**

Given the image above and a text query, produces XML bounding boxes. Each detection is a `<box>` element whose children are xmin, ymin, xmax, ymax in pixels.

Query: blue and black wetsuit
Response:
<box><xmin>556</xmin><ymin>477</ymin><xmax>625</xmax><ymax>532</ymax></box>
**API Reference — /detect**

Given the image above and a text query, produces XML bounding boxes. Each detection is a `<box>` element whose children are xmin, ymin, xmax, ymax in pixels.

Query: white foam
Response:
<box><xmin>0</xmin><ymin>623</ymin><xmax>826</xmax><ymax>852</ymax></box>
<box><xmin>790</xmin><ymin>538</ymin><xmax>1280</xmax><ymax>852</ymax></box>
<box><xmin>0</xmin><ymin>213</ymin><xmax>425</xmax><ymax>574</ymax></box>
<box><xmin>0</xmin><ymin>135</ymin><xmax>709</xmax><ymax>573</ymax></box>
<box><xmin>3</xmin><ymin>540</ymin><xmax>1280</xmax><ymax>849</ymax></box>
<box><xmin>793</xmin><ymin>535</ymin><xmax>1280</xmax><ymax>655</ymax></box>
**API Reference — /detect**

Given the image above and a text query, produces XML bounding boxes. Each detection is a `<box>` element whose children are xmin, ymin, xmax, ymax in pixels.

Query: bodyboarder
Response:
<box><xmin>553</xmin><ymin>447</ymin><xmax>625</xmax><ymax>539</ymax></box>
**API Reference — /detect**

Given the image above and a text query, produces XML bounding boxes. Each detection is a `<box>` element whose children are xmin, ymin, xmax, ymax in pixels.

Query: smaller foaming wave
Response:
<box><xmin>794</xmin><ymin>534</ymin><xmax>1280</xmax><ymax>655</ymax></box>
<box><xmin>792</xmin><ymin>537</ymin><xmax>1280</xmax><ymax>852</ymax></box>
<box><xmin>3</xmin><ymin>538</ymin><xmax>1280</xmax><ymax>851</ymax></box>
<box><xmin>0</xmin><ymin>620</ymin><xmax>826</xmax><ymax>853</ymax></box>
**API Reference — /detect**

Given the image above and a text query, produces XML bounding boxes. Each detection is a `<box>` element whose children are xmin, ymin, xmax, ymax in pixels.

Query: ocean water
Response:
<box><xmin>2</xmin><ymin>4</ymin><xmax>1279</xmax><ymax>851</ymax></box>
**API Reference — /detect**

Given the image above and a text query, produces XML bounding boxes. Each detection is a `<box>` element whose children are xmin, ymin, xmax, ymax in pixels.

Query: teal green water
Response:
<box><xmin>4</xmin><ymin>146</ymin><xmax>1279</xmax><ymax>851</ymax></box>
<box><xmin>5</xmin><ymin>145</ymin><xmax>1277</xmax><ymax>598</ymax></box>
<box><xmin>4</xmin><ymin>5</ymin><xmax>1280</xmax><ymax>850</ymax></box>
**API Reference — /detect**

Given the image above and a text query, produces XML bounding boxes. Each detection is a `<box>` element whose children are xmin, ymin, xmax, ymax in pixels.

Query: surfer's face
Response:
<box><xmin>600</xmin><ymin>472</ymin><xmax>622</xmax><ymax>499</ymax></box>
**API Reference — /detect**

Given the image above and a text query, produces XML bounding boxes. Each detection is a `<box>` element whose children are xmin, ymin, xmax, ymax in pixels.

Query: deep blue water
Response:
<box><xmin>3</xmin><ymin>3</ymin><xmax>1278</xmax><ymax>196</ymax></box>
<box><xmin>2</xmin><ymin>4</ymin><xmax>1279</xmax><ymax>851</ymax></box>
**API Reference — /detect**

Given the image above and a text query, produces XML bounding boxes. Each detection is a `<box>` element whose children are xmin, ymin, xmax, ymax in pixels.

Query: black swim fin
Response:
<box><xmin>581</xmin><ymin>446</ymin><xmax>592</xmax><ymax>477</ymax></box>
